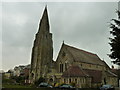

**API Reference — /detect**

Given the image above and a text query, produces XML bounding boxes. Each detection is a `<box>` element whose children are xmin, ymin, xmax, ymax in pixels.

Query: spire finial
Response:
<box><xmin>63</xmin><ymin>40</ymin><xmax>64</xmax><ymax>44</ymax></box>
<box><xmin>45</xmin><ymin>4</ymin><xmax>47</xmax><ymax>9</ymax></box>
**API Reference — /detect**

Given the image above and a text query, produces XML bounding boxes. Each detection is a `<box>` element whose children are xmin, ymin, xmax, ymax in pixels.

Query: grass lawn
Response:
<box><xmin>2</xmin><ymin>84</ymin><xmax>33</xmax><ymax>88</ymax></box>
<box><xmin>2</xmin><ymin>84</ymin><xmax>55</xmax><ymax>90</ymax></box>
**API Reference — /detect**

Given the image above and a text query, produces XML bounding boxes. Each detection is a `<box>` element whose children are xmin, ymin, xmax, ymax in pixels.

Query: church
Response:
<box><xmin>29</xmin><ymin>6</ymin><xmax>118</xmax><ymax>88</ymax></box>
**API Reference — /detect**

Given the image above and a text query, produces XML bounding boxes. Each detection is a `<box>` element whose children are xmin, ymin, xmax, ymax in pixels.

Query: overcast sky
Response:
<box><xmin>2</xmin><ymin>2</ymin><xmax>119</xmax><ymax>71</ymax></box>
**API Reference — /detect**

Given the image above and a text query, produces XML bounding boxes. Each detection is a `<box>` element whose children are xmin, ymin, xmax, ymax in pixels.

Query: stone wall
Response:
<box><xmin>61</xmin><ymin>77</ymin><xmax>91</xmax><ymax>88</ymax></box>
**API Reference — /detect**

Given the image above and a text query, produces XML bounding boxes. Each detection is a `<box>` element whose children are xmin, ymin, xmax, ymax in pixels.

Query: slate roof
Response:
<box><xmin>84</xmin><ymin>69</ymin><xmax>102</xmax><ymax>83</ymax></box>
<box><xmin>62</xmin><ymin>65</ymin><xmax>102</xmax><ymax>83</ymax></box>
<box><xmin>63</xmin><ymin>44</ymin><xmax>104</xmax><ymax>66</ymax></box>
<box><xmin>62</xmin><ymin>65</ymin><xmax>117</xmax><ymax>83</ymax></box>
<box><xmin>62</xmin><ymin>65</ymin><xmax>88</xmax><ymax>77</ymax></box>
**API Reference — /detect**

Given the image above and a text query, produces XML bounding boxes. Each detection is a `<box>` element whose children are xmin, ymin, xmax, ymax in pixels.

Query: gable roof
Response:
<box><xmin>62</xmin><ymin>65</ymin><xmax>102</xmax><ymax>83</ymax></box>
<box><xmin>62</xmin><ymin>65</ymin><xmax>88</xmax><ymax>77</ymax></box>
<box><xmin>63</xmin><ymin>44</ymin><xmax>104</xmax><ymax>66</ymax></box>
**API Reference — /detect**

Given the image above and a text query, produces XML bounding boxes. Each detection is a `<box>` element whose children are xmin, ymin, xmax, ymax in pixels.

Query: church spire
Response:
<box><xmin>30</xmin><ymin>6</ymin><xmax>53</xmax><ymax>83</ymax></box>
<box><xmin>38</xmin><ymin>6</ymin><xmax>49</xmax><ymax>33</ymax></box>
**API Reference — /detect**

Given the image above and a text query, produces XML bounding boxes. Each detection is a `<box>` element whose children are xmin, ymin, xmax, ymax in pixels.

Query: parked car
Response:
<box><xmin>37</xmin><ymin>82</ymin><xmax>53</xmax><ymax>88</ymax></box>
<box><xmin>58</xmin><ymin>84</ymin><xmax>76</xmax><ymax>90</ymax></box>
<box><xmin>100</xmin><ymin>85</ymin><xmax>114</xmax><ymax>90</ymax></box>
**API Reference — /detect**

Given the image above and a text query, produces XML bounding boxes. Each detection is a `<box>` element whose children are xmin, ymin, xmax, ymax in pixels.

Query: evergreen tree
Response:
<box><xmin>109</xmin><ymin>10</ymin><xmax>120</xmax><ymax>65</ymax></box>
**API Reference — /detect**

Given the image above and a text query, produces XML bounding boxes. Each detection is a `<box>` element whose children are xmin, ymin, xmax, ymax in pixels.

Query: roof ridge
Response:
<box><xmin>64</xmin><ymin>44</ymin><xmax>96</xmax><ymax>56</ymax></box>
<box><xmin>62</xmin><ymin>43</ymin><xmax>104</xmax><ymax>66</ymax></box>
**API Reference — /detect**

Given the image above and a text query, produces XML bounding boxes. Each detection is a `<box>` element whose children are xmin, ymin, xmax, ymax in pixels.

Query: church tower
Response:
<box><xmin>30</xmin><ymin>6</ymin><xmax>53</xmax><ymax>83</ymax></box>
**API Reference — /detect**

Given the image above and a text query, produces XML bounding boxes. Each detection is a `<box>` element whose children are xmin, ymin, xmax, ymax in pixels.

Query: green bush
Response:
<box><xmin>11</xmin><ymin>76</ymin><xmax>25</xmax><ymax>84</ymax></box>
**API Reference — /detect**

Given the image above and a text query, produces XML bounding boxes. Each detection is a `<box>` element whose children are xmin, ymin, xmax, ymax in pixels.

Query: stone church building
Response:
<box><xmin>29</xmin><ymin>7</ymin><xmax>118</xmax><ymax>88</ymax></box>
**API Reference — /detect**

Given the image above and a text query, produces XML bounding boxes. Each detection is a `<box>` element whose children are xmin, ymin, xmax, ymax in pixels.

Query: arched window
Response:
<box><xmin>75</xmin><ymin>78</ymin><xmax>77</xmax><ymax>83</ymax></box>
<box><xmin>49</xmin><ymin>78</ymin><xmax>53</xmax><ymax>83</ymax></box>
<box><xmin>60</xmin><ymin>63</ymin><xmax>64</xmax><ymax>73</ymax></box>
<box><xmin>69</xmin><ymin>78</ymin><xmax>71</xmax><ymax>83</ymax></box>
<box><xmin>104</xmin><ymin>78</ymin><xmax>106</xmax><ymax>84</ymax></box>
